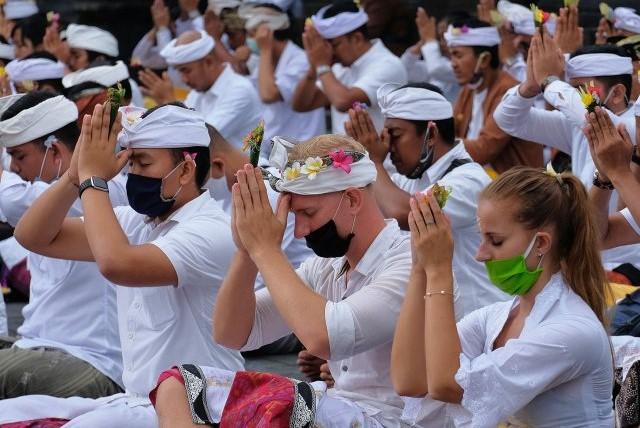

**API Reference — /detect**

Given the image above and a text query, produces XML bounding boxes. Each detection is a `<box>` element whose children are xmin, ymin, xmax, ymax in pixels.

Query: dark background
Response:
<box><xmin>34</xmin><ymin>0</ymin><xmax>640</xmax><ymax>60</ymax></box>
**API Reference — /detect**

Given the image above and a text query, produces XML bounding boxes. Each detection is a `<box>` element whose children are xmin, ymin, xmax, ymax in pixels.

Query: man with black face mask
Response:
<box><xmin>151</xmin><ymin>134</ymin><xmax>417</xmax><ymax>426</ymax></box>
<box><xmin>1</xmin><ymin>103</ymin><xmax>243</xmax><ymax>426</ymax></box>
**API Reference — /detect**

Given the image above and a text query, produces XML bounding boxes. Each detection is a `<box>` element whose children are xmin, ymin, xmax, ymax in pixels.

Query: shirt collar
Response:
<box><xmin>149</xmin><ymin>192</ymin><xmax>212</xmax><ymax>227</ymax></box>
<box><xmin>425</xmin><ymin>139</ymin><xmax>469</xmax><ymax>184</ymax></box>
<box><xmin>350</xmin><ymin>39</ymin><xmax>382</xmax><ymax>70</ymax></box>
<box><xmin>209</xmin><ymin>64</ymin><xmax>234</xmax><ymax>97</ymax></box>
<box><xmin>523</xmin><ymin>271</ymin><xmax>566</xmax><ymax>327</ymax></box>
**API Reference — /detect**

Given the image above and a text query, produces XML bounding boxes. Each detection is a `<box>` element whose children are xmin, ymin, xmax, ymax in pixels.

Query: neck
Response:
<box><xmin>203</xmin><ymin>63</ymin><xmax>226</xmax><ymax>91</ymax></box>
<box><xmin>344</xmin><ymin>210</ymin><xmax>386</xmax><ymax>269</ymax></box>
<box><xmin>475</xmin><ymin>67</ymin><xmax>498</xmax><ymax>92</ymax></box>
<box><xmin>352</xmin><ymin>40</ymin><xmax>374</xmax><ymax>61</ymax></box>
<box><xmin>609</xmin><ymin>101</ymin><xmax>630</xmax><ymax>116</ymax></box>
<box><xmin>156</xmin><ymin>185</ymin><xmax>201</xmax><ymax>222</ymax></box>
<box><xmin>429</xmin><ymin>139</ymin><xmax>454</xmax><ymax>166</ymax></box>
<box><xmin>518</xmin><ymin>262</ymin><xmax>561</xmax><ymax>316</ymax></box>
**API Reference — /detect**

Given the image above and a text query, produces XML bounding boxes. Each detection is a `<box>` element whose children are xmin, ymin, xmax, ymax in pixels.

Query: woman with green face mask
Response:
<box><xmin>391</xmin><ymin>166</ymin><xmax>614</xmax><ymax>427</ymax></box>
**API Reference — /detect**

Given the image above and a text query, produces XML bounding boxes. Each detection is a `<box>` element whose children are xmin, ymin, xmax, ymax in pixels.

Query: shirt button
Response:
<box><xmin>341</xmin><ymin>365</ymin><xmax>348</xmax><ymax>372</ymax></box>
<box><xmin>128</xmin><ymin>332</ymin><xmax>134</xmax><ymax>340</ymax></box>
<box><xmin>134</xmin><ymin>302</ymin><xmax>141</xmax><ymax>309</ymax></box>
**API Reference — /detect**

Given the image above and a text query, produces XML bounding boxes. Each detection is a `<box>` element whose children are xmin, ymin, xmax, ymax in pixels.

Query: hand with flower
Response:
<box><xmin>577</xmin><ymin>81</ymin><xmax>603</xmax><ymax>113</ymax></box>
<box><xmin>554</xmin><ymin>6</ymin><xmax>583</xmax><ymax>54</ymax></box>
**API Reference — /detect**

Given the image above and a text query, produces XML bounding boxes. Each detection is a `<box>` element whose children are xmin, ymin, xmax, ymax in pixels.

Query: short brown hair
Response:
<box><xmin>288</xmin><ymin>134</ymin><xmax>365</xmax><ymax>162</ymax></box>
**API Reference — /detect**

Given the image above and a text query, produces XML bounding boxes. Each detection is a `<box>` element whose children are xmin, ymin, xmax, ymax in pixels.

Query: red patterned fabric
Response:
<box><xmin>149</xmin><ymin>367</ymin><xmax>184</xmax><ymax>406</ymax></box>
<box><xmin>608</xmin><ymin>270</ymin><xmax>632</xmax><ymax>285</ymax></box>
<box><xmin>0</xmin><ymin>419</ymin><xmax>69</xmax><ymax>428</ymax></box>
<box><xmin>220</xmin><ymin>371</ymin><xmax>295</xmax><ymax>428</ymax></box>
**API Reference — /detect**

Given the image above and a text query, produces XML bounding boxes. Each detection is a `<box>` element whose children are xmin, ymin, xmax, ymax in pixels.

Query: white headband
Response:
<box><xmin>0</xmin><ymin>95</ymin><xmax>78</xmax><ymax>148</ymax></box>
<box><xmin>310</xmin><ymin>5</ymin><xmax>369</xmax><ymax>39</ymax></box>
<box><xmin>66</xmin><ymin>24</ymin><xmax>119</xmax><ymax>57</ymax></box>
<box><xmin>614</xmin><ymin>7</ymin><xmax>640</xmax><ymax>34</ymax></box>
<box><xmin>267</xmin><ymin>136</ymin><xmax>377</xmax><ymax>195</ymax></box>
<box><xmin>497</xmin><ymin>0</ymin><xmax>535</xmax><ymax>36</ymax></box>
<box><xmin>378</xmin><ymin>83</ymin><xmax>453</xmax><ymax>121</ymax></box>
<box><xmin>63</xmin><ymin>60</ymin><xmax>130</xmax><ymax>89</ymax></box>
<box><xmin>117</xmin><ymin>105</ymin><xmax>210</xmax><ymax>149</ymax></box>
<box><xmin>566</xmin><ymin>53</ymin><xmax>633</xmax><ymax>78</ymax></box>
<box><xmin>160</xmin><ymin>31</ymin><xmax>215</xmax><ymax>66</ymax></box>
<box><xmin>0</xmin><ymin>43</ymin><xmax>15</xmax><ymax>61</ymax></box>
<box><xmin>208</xmin><ymin>0</ymin><xmax>241</xmax><ymax>15</ymax></box>
<box><xmin>3</xmin><ymin>0</ymin><xmax>38</xmax><ymax>20</ymax></box>
<box><xmin>5</xmin><ymin>58</ymin><xmax>65</xmax><ymax>82</ymax></box>
<box><xmin>0</xmin><ymin>94</ymin><xmax>24</xmax><ymax>118</ymax></box>
<box><xmin>240</xmin><ymin>6</ymin><xmax>290</xmax><ymax>31</ymax></box>
<box><xmin>444</xmin><ymin>25</ymin><xmax>501</xmax><ymax>47</ymax></box>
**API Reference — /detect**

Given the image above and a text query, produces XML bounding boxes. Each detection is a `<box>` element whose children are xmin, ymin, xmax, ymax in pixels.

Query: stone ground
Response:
<box><xmin>6</xmin><ymin>302</ymin><xmax>302</xmax><ymax>380</ymax></box>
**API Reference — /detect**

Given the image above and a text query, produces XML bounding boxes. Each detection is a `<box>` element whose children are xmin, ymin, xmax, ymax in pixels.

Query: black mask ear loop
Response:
<box><xmin>407</xmin><ymin>122</ymin><xmax>436</xmax><ymax>179</ymax></box>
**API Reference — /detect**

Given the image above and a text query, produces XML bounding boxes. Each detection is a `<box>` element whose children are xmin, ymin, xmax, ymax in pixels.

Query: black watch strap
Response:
<box><xmin>632</xmin><ymin>145</ymin><xmax>640</xmax><ymax>167</ymax></box>
<box><xmin>79</xmin><ymin>176</ymin><xmax>109</xmax><ymax>198</ymax></box>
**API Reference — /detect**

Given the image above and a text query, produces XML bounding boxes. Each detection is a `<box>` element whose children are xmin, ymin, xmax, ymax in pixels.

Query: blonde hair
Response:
<box><xmin>481</xmin><ymin>167</ymin><xmax>610</xmax><ymax>325</ymax></box>
<box><xmin>288</xmin><ymin>134</ymin><xmax>366</xmax><ymax>162</ymax></box>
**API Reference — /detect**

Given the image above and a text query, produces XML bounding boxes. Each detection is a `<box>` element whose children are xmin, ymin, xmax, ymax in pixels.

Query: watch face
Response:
<box><xmin>91</xmin><ymin>176</ymin><xmax>109</xmax><ymax>190</ymax></box>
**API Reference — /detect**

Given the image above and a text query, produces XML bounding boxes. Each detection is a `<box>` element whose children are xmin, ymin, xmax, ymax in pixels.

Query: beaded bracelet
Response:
<box><xmin>424</xmin><ymin>290</ymin><xmax>454</xmax><ymax>298</ymax></box>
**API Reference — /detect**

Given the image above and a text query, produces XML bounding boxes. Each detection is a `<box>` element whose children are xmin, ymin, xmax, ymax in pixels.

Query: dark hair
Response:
<box><xmin>11</xmin><ymin>13</ymin><xmax>48</xmax><ymax>47</ymax></box>
<box><xmin>254</xmin><ymin>3</ymin><xmax>293</xmax><ymax>41</ymax></box>
<box><xmin>141</xmin><ymin>102</ymin><xmax>211</xmax><ymax>188</ymax></box>
<box><xmin>19</xmin><ymin>51</ymin><xmax>65</xmax><ymax>93</ymax></box>
<box><xmin>322</xmin><ymin>1</ymin><xmax>369</xmax><ymax>39</ymax></box>
<box><xmin>398</xmin><ymin>82</ymin><xmax>456</xmax><ymax>144</ymax></box>
<box><xmin>570</xmin><ymin>45</ymin><xmax>633</xmax><ymax>98</ymax></box>
<box><xmin>1</xmin><ymin>91</ymin><xmax>79</xmax><ymax>151</ymax></box>
<box><xmin>450</xmin><ymin>17</ymin><xmax>500</xmax><ymax>69</ymax></box>
<box><xmin>86</xmin><ymin>50</ymin><xmax>117</xmax><ymax>63</ymax></box>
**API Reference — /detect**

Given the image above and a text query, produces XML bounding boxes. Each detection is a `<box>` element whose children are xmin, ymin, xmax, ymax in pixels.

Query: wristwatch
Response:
<box><xmin>79</xmin><ymin>176</ymin><xmax>109</xmax><ymax>198</ymax></box>
<box><xmin>540</xmin><ymin>75</ymin><xmax>560</xmax><ymax>92</ymax></box>
<box><xmin>593</xmin><ymin>170</ymin><xmax>614</xmax><ymax>190</ymax></box>
<box><xmin>316</xmin><ymin>64</ymin><xmax>331</xmax><ymax>77</ymax></box>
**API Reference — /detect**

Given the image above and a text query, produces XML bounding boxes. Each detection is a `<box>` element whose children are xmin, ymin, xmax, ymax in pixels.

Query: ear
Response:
<box><xmin>178</xmin><ymin>158</ymin><xmax>197</xmax><ymax>185</ymax></box>
<box><xmin>50</xmin><ymin>140</ymin><xmax>68</xmax><ymax>162</ymax></box>
<box><xmin>477</xmin><ymin>51</ymin><xmax>491</xmax><ymax>70</ymax></box>
<box><xmin>209</xmin><ymin>157</ymin><xmax>225</xmax><ymax>179</ymax></box>
<box><xmin>344</xmin><ymin>187</ymin><xmax>364</xmax><ymax>214</ymax></box>
<box><xmin>534</xmin><ymin>231</ymin><xmax>553</xmax><ymax>257</ymax></box>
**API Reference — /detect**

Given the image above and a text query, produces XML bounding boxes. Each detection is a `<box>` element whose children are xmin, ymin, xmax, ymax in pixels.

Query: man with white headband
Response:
<box><xmin>2</xmin><ymin>0</ymin><xmax>38</xmax><ymax>21</ymax></box>
<box><xmin>240</xmin><ymin>3</ymin><xmax>324</xmax><ymax>156</ymax></box>
<box><xmin>494</xmin><ymin>32</ymin><xmax>639</xmax><ymax>270</ymax></box>
<box><xmin>5</xmin><ymin>52</ymin><xmax>65</xmax><ymax>93</ymax></box>
<box><xmin>0</xmin><ymin>92</ymin><xmax>127</xmax><ymax>399</ymax></box>
<box><xmin>152</xmin><ymin>134</ymin><xmax>413</xmax><ymax>426</ymax></box>
<box><xmin>64</xmin><ymin>24</ymin><xmax>119</xmax><ymax>72</ymax></box>
<box><xmin>0</xmin><ymin>102</ymin><xmax>243</xmax><ymax>426</ymax></box>
<box><xmin>9</xmin><ymin>12</ymin><xmax>47</xmax><ymax>59</ymax></box>
<box><xmin>153</xmin><ymin>30</ymin><xmax>262</xmax><ymax>147</ymax></box>
<box><xmin>445</xmin><ymin>16</ymin><xmax>542</xmax><ymax>173</ymax></box>
<box><xmin>291</xmin><ymin>1</ymin><xmax>407</xmax><ymax>134</ymax></box>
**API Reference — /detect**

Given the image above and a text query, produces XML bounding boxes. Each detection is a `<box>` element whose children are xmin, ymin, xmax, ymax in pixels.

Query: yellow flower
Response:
<box><xmin>580</xmin><ymin>90</ymin><xmax>593</xmax><ymax>107</ymax></box>
<box><xmin>284</xmin><ymin>162</ymin><xmax>302</xmax><ymax>181</ymax></box>
<box><xmin>0</xmin><ymin>66</ymin><xmax>5</xmax><ymax>77</ymax></box>
<box><xmin>301</xmin><ymin>157</ymin><xmax>325</xmax><ymax>180</ymax></box>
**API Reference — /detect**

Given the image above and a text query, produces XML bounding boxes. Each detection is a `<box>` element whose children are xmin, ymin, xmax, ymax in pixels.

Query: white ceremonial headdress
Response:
<box><xmin>614</xmin><ymin>7</ymin><xmax>640</xmax><ymax>34</ymax></box>
<box><xmin>117</xmin><ymin>105</ymin><xmax>210</xmax><ymax>149</ymax></box>
<box><xmin>3</xmin><ymin>0</ymin><xmax>38</xmax><ymax>20</ymax></box>
<box><xmin>208</xmin><ymin>0</ymin><xmax>241</xmax><ymax>15</ymax></box>
<box><xmin>444</xmin><ymin>24</ymin><xmax>501</xmax><ymax>47</ymax></box>
<box><xmin>310</xmin><ymin>5</ymin><xmax>369</xmax><ymax>39</ymax></box>
<box><xmin>0</xmin><ymin>94</ymin><xmax>24</xmax><ymax>118</ymax></box>
<box><xmin>5</xmin><ymin>58</ymin><xmax>65</xmax><ymax>82</ymax></box>
<box><xmin>266</xmin><ymin>136</ymin><xmax>377</xmax><ymax>195</ymax></box>
<box><xmin>65</xmin><ymin>24</ymin><xmax>119</xmax><ymax>58</ymax></box>
<box><xmin>0</xmin><ymin>43</ymin><xmax>15</xmax><ymax>61</ymax></box>
<box><xmin>0</xmin><ymin>95</ymin><xmax>78</xmax><ymax>148</ymax></box>
<box><xmin>239</xmin><ymin>5</ymin><xmax>290</xmax><ymax>31</ymax></box>
<box><xmin>62</xmin><ymin>61</ymin><xmax>129</xmax><ymax>89</ymax></box>
<box><xmin>159</xmin><ymin>31</ymin><xmax>215</xmax><ymax>66</ymax></box>
<box><xmin>378</xmin><ymin>83</ymin><xmax>453</xmax><ymax>121</ymax></box>
<box><xmin>497</xmin><ymin>0</ymin><xmax>535</xmax><ymax>36</ymax></box>
<box><xmin>566</xmin><ymin>53</ymin><xmax>633</xmax><ymax>78</ymax></box>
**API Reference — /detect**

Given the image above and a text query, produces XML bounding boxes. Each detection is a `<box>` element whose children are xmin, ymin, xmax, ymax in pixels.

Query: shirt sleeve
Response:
<box><xmin>351</xmin><ymin>58</ymin><xmax>408</xmax><ymax>108</ymax></box>
<box><xmin>0</xmin><ymin>171</ymin><xmax>51</xmax><ymax>226</ymax></box>
<box><xmin>493</xmin><ymin>85</ymin><xmax>575</xmax><ymax>155</ymax></box>
<box><xmin>206</xmin><ymin>85</ymin><xmax>259</xmax><ymax>144</ymax></box>
<box><xmin>621</xmin><ymin>208</ymin><xmax>640</xmax><ymax>237</ymax></box>
<box><xmin>503</xmin><ymin>54</ymin><xmax>526</xmax><ymax>83</ymax></box>
<box><xmin>324</xmin><ymin>243</ymin><xmax>412</xmax><ymax>360</ymax></box>
<box><xmin>453</xmin><ymin>317</ymin><xmax>607</xmax><ymax>427</ymax></box>
<box><xmin>420</xmin><ymin>41</ymin><xmax>455</xmax><ymax>83</ymax></box>
<box><xmin>241</xmin><ymin>287</ymin><xmax>293</xmax><ymax>351</ymax></box>
<box><xmin>400</xmin><ymin>49</ymin><xmax>428</xmax><ymax>82</ymax></box>
<box><xmin>274</xmin><ymin>55</ymin><xmax>309</xmax><ymax>105</ymax></box>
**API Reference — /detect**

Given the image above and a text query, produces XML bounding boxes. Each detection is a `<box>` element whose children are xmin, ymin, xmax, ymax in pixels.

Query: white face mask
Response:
<box><xmin>602</xmin><ymin>85</ymin><xmax>630</xmax><ymax>115</ymax></box>
<box><xmin>204</xmin><ymin>176</ymin><xmax>229</xmax><ymax>199</ymax></box>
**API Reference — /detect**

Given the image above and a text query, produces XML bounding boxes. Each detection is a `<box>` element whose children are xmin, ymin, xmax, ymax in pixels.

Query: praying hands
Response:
<box><xmin>344</xmin><ymin>107</ymin><xmax>389</xmax><ymax>164</ymax></box>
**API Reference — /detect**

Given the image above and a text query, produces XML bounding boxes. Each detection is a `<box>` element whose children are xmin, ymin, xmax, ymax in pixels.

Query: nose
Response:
<box><xmin>293</xmin><ymin>217</ymin><xmax>310</xmax><ymax>239</ymax></box>
<box><xmin>475</xmin><ymin>242</ymin><xmax>490</xmax><ymax>263</ymax></box>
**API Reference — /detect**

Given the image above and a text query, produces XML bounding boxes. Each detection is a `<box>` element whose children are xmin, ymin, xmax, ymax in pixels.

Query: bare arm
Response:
<box><xmin>291</xmin><ymin>69</ymin><xmax>329</xmax><ymax>112</ymax></box>
<box><xmin>255</xmin><ymin>26</ymin><xmax>282</xmax><ymax>104</ymax></box>
<box><xmin>317</xmin><ymin>72</ymin><xmax>370</xmax><ymax>113</ymax></box>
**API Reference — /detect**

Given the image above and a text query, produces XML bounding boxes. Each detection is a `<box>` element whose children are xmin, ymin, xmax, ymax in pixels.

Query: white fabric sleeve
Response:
<box><xmin>452</xmin><ymin>319</ymin><xmax>606</xmax><ymax>427</ymax></box>
<box><xmin>420</xmin><ymin>41</ymin><xmax>455</xmax><ymax>83</ymax></box>
<box><xmin>400</xmin><ymin>49</ymin><xmax>428</xmax><ymax>82</ymax></box>
<box><xmin>204</xmin><ymin>86</ymin><xmax>259</xmax><ymax>143</ymax></box>
<box><xmin>493</xmin><ymin>85</ymin><xmax>575</xmax><ymax>154</ymax></box>
<box><xmin>274</xmin><ymin>53</ymin><xmax>309</xmax><ymax>105</ymax></box>
<box><xmin>241</xmin><ymin>287</ymin><xmax>292</xmax><ymax>351</ymax></box>
<box><xmin>0</xmin><ymin>171</ymin><xmax>50</xmax><ymax>227</ymax></box>
<box><xmin>503</xmin><ymin>54</ymin><xmax>526</xmax><ymax>83</ymax></box>
<box><xmin>351</xmin><ymin>57</ymin><xmax>408</xmax><ymax>108</ymax></box>
<box><xmin>431</xmin><ymin>165</ymin><xmax>489</xmax><ymax>230</ymax></box>
<box><xmin>621</xmin><ymin>208</ymin><xmax>640</xmax><ymax>237</ymax></box>
<box><xmin>324</xmin><ymin>247</ymin><xmax>411</xmax><ymax>360</ymax></box>
<box><xmin>156</xmin><ymin>27</ymin><xmax>173</xmax><ymax>50</ymax></box>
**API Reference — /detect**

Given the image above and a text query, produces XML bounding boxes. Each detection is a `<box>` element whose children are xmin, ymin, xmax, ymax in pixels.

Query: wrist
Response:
<box><xmin>316</xmin><ymin>64</ymin><xmax>331</xmax><ymax>77</ymax></box>
<box><xmin>65</xmin><ymin>170</ymin><xmax>79</xmax><ymax>188</ymax></box>
<box><xmin>250</xmin><ymin>243</ymin><xmax>283</xmax><ymax>266</ymax></box>
<box><xmin>518</xmin><ymin>82</ymin><xmax>541</xmax><ymax>99</ymax></box>
<box><xmin>424</xmin><ymin>265</ymin><xmax>453</xmax><ymax>281</ymax></box>
<box><xmin>610</xmin><ymin>168</ymin><xmax>635</xmax><ymax>189</ymax></box>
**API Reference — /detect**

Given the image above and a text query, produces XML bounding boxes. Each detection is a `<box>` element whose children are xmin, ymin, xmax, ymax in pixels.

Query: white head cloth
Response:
<box><xmin>160</xmin><ymin>31</ymin><xmax>215</xmax><ymax>66</ymax></box>
<box><xmin>208</xmin><ymin>0</ymin><xmax>241</xmax><ymax>15</ymax></box>
<box><xmin>0</xmin><ymin>43</ymin><xmax>15</xmax><ymax>61</ymax></box>
<box><xmin>444</xmin><ymin>24</ymin><xmax>501</xmax><ymax>47</ymax></box>
<box><xmin>66</xmin><ymin>24</ymin><xmax>119</xmax><ymax>57</ymax></box>
<box><xmin>378</xmin><ymin>83</ymin><xmax>453</xmax><ymax>121</ymax></box>
<box><xmin>0</xmin><ymin>94</ymin><xmax>24</xmax><ymax>118</ymax></box>
<box><xmin>240</xmin><ymin>5</ymin><xmax>290</xmax><ymax>31</ymax></box>
<box><xmin>5</xmin><ymin>58</ymin><xmax>65</xmax><ymax>81</ymax></box>
<box><xmin>566</xmin><ymin>53</ymin><xmax>633</xmax><ymax>78</ymax></box>
<box><xmin>62</xmin><ymin>60</ymin><xmax>129</xmax><ymax>89</ymax></box>
<box><xmin>310</xmin><ymin>5</ymin><xmax>369</xmax><ymax>39</ymax></box>
<box><xmin>0</xmin><ymin>95</ymin><xmax>78</xmax><ymax>148</ymax></box>
<box><xmin>3</xmin><ymin>0</ymin><xmax>38</xmax><ymax>20</ymax></box>
<box><xmin>614</xmin><ymin>7</ymin><xmax>640</xmax><ymax>34</ymax></box>
<box><xmin>497</xmin><ymin>0</ymin><xmax>535</xmax><ymax>36</ymax></box>
<box><xmin>117</xmin><ymin>105</ymin><xmax>209</xmax><ymax>149</ymax></box>
<box><xmin>267</xmin><ymin>136</ymin><xmax>377</xmax><ymax>195</ymax></box>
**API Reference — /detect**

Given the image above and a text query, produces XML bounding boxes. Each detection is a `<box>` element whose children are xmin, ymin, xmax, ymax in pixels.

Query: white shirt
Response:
<box><xmin>324</xmin><ymin>39</ymin><xmax>407</xmax><ymax>134</ymax></box>
<box><xmin>242</xmin><ymin>220</ymin><xmax>412</xmax><ymax>426</ymax></box>
<box><xmin>175</xmin><ymin>12</ymin><xmax>203</xmax><ymax>35</ymax></box>
<box><xmin>185</xmin><ymin>64</ymin><xmax>262</xmax><ymax>148</ymax></box>
<box><xmin>0</xmin><ymin>171</ymin><xmax>128</xmax><ymax>387</ymax></box>
<box><xmin>392</xmin><ymin>143</ymin><xmax>509</xmax><ymax>320</ymax></box>
<box><xmin>399</xmin><ymin>41</ymin><xmax>460</xmax><ymax>103</ymax></box>
<box><xmin>113</xmin><ymin>192</ymin><xmax>244</xmax><ymax>400</ymax></box>
<box><xmin>466</xmin><ymin>88</ymin><xmax>487</xmax><ymax>140</ymax></box>
<box><xmin>503</xmin><ymin>52</ymin><xmax>527</xmax><ymax>83</ymax></box>
<box><xmin>451</xmin><ymin>273</ymin><xmax>614</xmax><ymax>427</ymax></box>
<box><xmin>250</xmin><ymin>41</ymin><xmax>325</xmax><ymax>158</ymax></box>
<box><xmin>131</xmin><ymin>28</ymin><xmax>172</xmax><ymax>70</ymax></box>
<box><xmin>621</xmin><ymin>207</ymin><xmax>640</xmax><ymax>237</ymax></box>
<box><xmin>493</xmin><ymin>81</ymin><xmax>640</xmax><ymax>269</ymax></box>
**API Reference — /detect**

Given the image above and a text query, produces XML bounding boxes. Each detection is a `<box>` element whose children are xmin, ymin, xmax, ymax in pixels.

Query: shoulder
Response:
<box><xmin>494</xmin><ymin>71</ymin><xmax>519</xmax><ymax>93</ymax></box>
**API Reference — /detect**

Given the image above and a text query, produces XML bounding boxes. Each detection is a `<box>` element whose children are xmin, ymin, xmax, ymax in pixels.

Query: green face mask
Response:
<box><xmin>484</xmin><ymin>235</ymin><xmax>544</xmax><ymax>296</ymax></box>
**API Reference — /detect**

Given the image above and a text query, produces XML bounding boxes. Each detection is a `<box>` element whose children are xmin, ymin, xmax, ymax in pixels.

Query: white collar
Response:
<box><xmin>350</xmin><ymin>39</ymin><xmax>383</xmax><ymax>70</ymax></box>
<box><xmin>425</xmin><ymin>140</ymin><xmax>470</xmax><ymax>184</ymax></box>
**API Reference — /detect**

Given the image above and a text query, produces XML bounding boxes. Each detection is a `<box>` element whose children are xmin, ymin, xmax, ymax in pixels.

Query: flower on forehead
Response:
<box><xmin>301</xmin><ymin>157</ymin><xmax>325</xmax><ymax>180</ymax></box>
<box><xmin>530</xmin><ymin>4</ymin><xmax>550</xmax><ymax>26</ymax></box>
<box><xmin>329</xmin><ymin>149</ymin><xmax>354</xmax><ymax>174</ymax></box>
<box><xmin>284</xmin><ymin>162</ymin><xmax>302</xmax><ymax>181</ymax></box>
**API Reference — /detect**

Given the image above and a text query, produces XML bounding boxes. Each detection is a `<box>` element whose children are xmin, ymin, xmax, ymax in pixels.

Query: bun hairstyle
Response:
<box><xmin>481</xmin><ymin>166</ymin><xmax>610</xmax><ymax>324</ymax></box>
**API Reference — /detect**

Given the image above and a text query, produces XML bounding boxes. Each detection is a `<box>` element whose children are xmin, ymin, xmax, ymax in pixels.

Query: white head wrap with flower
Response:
<box><xmin>266</xmin><ymin>136</ymin><xmax>377</xmax><ymax>195</ymax></box>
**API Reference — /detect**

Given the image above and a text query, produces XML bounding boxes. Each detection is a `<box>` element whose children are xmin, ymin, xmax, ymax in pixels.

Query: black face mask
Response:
<box><xmin>304</xmin><ymin>192</ymin><xmax>356</xmax><ymax>258</ymax></box>
<box><xmin>126</xmin><ymin>162</ymin><xmax>184</xmax><ymax>218</ymax></box>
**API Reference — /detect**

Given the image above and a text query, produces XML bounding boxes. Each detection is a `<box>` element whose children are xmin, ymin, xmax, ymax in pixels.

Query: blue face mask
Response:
<box><xmin>246</xmin><ymin>38</ymin><xmax>260</xmax><ymax>56</ymax></box>
<box><xmin>126</xmin><ymin>162</ymin><xmax>184</xmax><ymax>218</ymax></box>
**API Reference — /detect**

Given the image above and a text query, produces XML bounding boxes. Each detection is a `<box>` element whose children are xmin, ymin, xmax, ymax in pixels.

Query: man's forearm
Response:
<box><xmin>257</xmin><ymin>51</ymin><xmax>281</xmax><ymax>103</ymax></box>
<box><xmin>372</xmin><ymin>163</ymin><xmax>411</xmax><ymax>229</ymax></box>
<box><xmin>589</xmin><ymin>185</ymin><xmax>613</xmax><ymax>243</ymax></box>
<box><xmin>291</xmin><ymin>70</ymin><xmax>320</xmax><ymax>111</ymax></box>
<box><xmin>318</xmin><ymin>72</ymin><xmax>358</xmax><ymax>112</ymax></box>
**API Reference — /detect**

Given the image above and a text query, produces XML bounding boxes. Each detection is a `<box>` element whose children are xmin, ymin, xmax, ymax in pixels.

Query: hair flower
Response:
<box><xmin>329</xmin><ymin>149</ymin><xmax>354</xmax><ymax>174</ymax></box>
<box><xmin>301</xmin><ymin>157</ymin><xmax>325</xmax><ymax>180</ymax></box>
<box><xmin>284</xmin><ymin>162</ymin><xmax>302</xmax><ymax>181</ymax></box>
<box><xmin>530</xmin><ymin>4</ymin><xmax>551</xmax><ymax>27</ymax></box>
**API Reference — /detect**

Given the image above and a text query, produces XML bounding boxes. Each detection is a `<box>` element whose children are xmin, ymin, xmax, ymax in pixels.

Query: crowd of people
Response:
<box><xmin>0</xmin><ymin>0</ymin><xmax>639</xmax><ymax>426</ymax></box>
